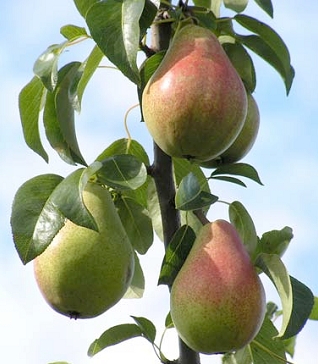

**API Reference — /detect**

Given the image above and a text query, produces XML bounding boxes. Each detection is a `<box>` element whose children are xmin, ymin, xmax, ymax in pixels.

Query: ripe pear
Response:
<box><xmin>33</xmin><ymin>182</ymin><xmax>134</xmax><ymax>319</ymax></box>
<box><xmin>170</xmin><ymin>220</ymin><xmax>265</xmax><ymax>354</ymax></box>
<box><xmin>200</xmin><ymin>93</ymin><xmax>260</xmax><ymax>168</ymax></box>
<box><xmin>142</xmin><ymin>24</ymin><xmax>247</xmax><ymax>162</ymax></box>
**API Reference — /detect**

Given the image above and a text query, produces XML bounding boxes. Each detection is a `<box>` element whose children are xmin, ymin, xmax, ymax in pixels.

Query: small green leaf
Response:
<box><xmin>18</xmin><ymin>76</ymin><xmax>48</xmax><ymax>162</ymax></box>
<box><xmin>165</xmin><ymin>312</ymin><xmax>174</xmax><ymax>328</ymax></box>
<box><xmin>211</xmin><ymin>163</ymin><xmax>263</xmax><ymax>185</ymax></box>
<box><xmin>88</xmin><ymin>324</ymin><xmax>143</xmax><ymax>357</ymax></box>
<box><xmin>175</xmin><ymin>172</ymin><xmax>218</xmax><ymax>211</ymax></box>
<box><xmin>158</xmin><ymin>225</ymin><xmax>196</xmax><ymax>286</ymax></box>
<box><xmin>254</xmin><ymin>0</ymin><xmax>273</xmax><ymax>18</ymax></box>
<box><xmin>309</xmin><ymin>296</ymin><xmax>318</xmax><ymax>320</ymax></box>
<box><xmin>211</xmin><ymin>175</ymin><xmax>247</xmax><ymax>187</ymax></box>
<box><xmin>131</xmin><ymin>316</ymin><xmax>156</xmax><ymax>343</ymax></box>
<box><xmin>257</xmin><ymin>227</ymin><xmax>293</xmax><ymax>257</ymax></box>
<box><xmin>115</xmin><ymin>196</ymin><xmax>153</xmax><ymax>254</ymax></box>
<box><xmin>98</xmin><ymin>154</ymin><xmax>147</xmax><ymax>191</ymax></box>
<box><xmin>124</xmin><ymin>252</ymin><xmax>145</xmax><ymax>299</ymax></box>
<box><xmin>228</xmin><ymin>201</ymin><xmax>258</xmax><ymax>259</ymax></box>
<box><xmin>60</xmin><ymin>24</ymin><xmax>88</xmax><ymax>40</ymax></box>
<box><xmin>223</xmin><ymin>0</ymin><xmax>248</xmax><ymax>13</ymax></box>
<box><xmin>86</xmin><ymin>0</ymin><xmax>143</xmax><ymax>85</ymax></box>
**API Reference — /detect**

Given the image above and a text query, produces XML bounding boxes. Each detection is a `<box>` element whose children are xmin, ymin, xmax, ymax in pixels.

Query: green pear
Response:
<box><xmin>170</xmin><ymin>219</ymin><xmax>265</xmax><ymax>354</ymax></box>
<box><xmin>142</xmin><ymin>24</ymin><xmax>247</xmax><ymax>162</ymax></box>
<box><xmin>200</xmin><ymin>93</ymin><xmax>260</xmax><ymax>168</ymax></box>
<box><xmin>33</xmin><ymin>182</ymin><xmax>134</xmax><ymax>319</ymax></box>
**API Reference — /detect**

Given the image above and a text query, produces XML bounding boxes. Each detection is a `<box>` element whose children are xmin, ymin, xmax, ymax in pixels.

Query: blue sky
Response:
<box><xmin>1</xmin><ymin>1</ymin><xmax>318</xmax><ymax>363</ymax></box>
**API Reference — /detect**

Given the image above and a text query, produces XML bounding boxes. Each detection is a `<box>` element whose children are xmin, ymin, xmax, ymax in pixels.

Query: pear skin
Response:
<box><xmin>33</xmin><ymin>182</ymin><xmax>134</xmax><ymax>319</ymax></box>
<box><xmin>142</xmin><ymin>24</ymin><xmax>247</xmax><ymax>162</ymax></box>
<box><xmin>200</xmin><ymin>93</ymin><xmax>260</xmax><ymax>168</ymax></box>
<box><xmin>170</xmin><ymin>220</ymin><xmax>266</xmax><ymax>354</ymax></box>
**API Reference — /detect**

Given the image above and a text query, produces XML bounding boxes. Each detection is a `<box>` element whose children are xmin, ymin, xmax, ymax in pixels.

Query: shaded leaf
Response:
<box><xmin>254</xmin><ymin>0</ymin><xmax>273</xmax><ymax>18</ymax></box>
<box><xmin>124</xmin><ymin>252</ymin><xmax>145</xmax><ymax>299</ymax></box>
<box><xmin>139</xmin><ymin>0</ymin><xmax>157</xmax><ymax>38</ymax></box>
<box><xmin>228</xmin><ymin>201</ymin><xmax>258</xmax><ymax>259</ymax></box>
<box><xmin>158</xmin><ymin>225</ymin><xmax>196</xmax><ymax>286</ymax></box>
<box><xmin>175</xmin><ymin>172</ymin><xmax>218</xmax><ymax>211</ymax></box>
<box><xmin>131</xmin><ymin>316</ymin><xmax>156</xmax><ymax>343</ymax></box>
<box><xmin>211</xmin><ymin>163</ymin><xmax>263</xmax><ymax>185</ymax></box>
<box><xmin>211</xmin><ymin>175</ymin><xmax>247</xmax><ymax>187</ymax></box>
<box><xmin>18</xmin><ymin>76</ymin><xmax>48</xmax><ymax>162</ymax></box>
<box><xmin>88</xmin><ymin>324</ymin><xmax>143</xmax><ymax>357</ymax></box>
<box><xmin>309</xmin><ymin>296</ymin><xmax>318</xmax><ymax>320</ymax></box>
<box><xmin>165</xmin><ymin>312</ymin><xmax>174</xmax><ymax>328</ymax></box>
<box><xmin>188</xmin><ymin>6</ymin><xmax>217</xmax><ymax>30</ymax></box>
<box><xmin>86</xmin><ymin>0</ymin><xmax>143</xmax><ymax>85</ymax></box>
<box><xmin>115</xmin><ymin>196</ymin><xmax>153</xmax><ymax>254</ymax></box>
<box><xmin>73</xmin><ymin>0</ymin><xmax>98</xmax><ymax>17</ymax></box>
<box><xmin>223</xmin><ymin>0</ymin><xmax>248</xmax><ymax>13</ymax></box>
<box><xmin>97</xmin><ymin>154</ymin><xmax>147</xmax><ymax>191</ymax></box>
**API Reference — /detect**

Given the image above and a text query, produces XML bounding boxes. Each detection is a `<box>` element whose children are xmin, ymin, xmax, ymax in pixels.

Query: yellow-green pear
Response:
<box><xmin>33</xmin><ymin>182</ymin><xmax>134</xmax><ymax>319</ymax></box>
<box><xmin>142</xmin><ymin>24</ymin><xmax>247</xmax><ymax>162</ymax></box>
<box><xmin>200</xmin><ymin>93</ymin><xmax>260</xmax><ymax>168</ymax></box>
<box><xmin>170</xmin><ymin>220</ymin><xmax>265</xmax><ymax>354</ymax></box>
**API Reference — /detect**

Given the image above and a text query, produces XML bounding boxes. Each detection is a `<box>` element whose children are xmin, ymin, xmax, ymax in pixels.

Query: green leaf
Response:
<box><xmin>223</xmin><ymin>0</ymin><xmax>248</xmax><ymax>13</ymax></box>
<box><xmin>223</xmin><ymin>345</ymin><xmax>251</xmax><ymax>364</ymax></box>
<box><xmin>228</xmin><ymin>201</ymin><xmax>258</xmax><ymax>259</ymax></box>
<box><xmin>175</xmin><ymin>172</ymin><xmax>218</xmax><ymax>211</ymax></box>
<box><xmin>165</xmin><ymin>312</ymin><xmax>174</xmax><ymax>328</ymax></box>
<box><xmin>11</xmin><ymin>174</ymin><xmax>64</xmax><ymax>264</ymax></box>
<box><xmin>254</xmin><ymin>0</ymin><xmax>273</xmax><ymax>18</ymax></box>
<box><xmin>257</xmin><ymin>227</ymin><xmax>293</xmax><ymax>257</ymax></box>
<box><xmin>18</xmin><ymin>76</ymin><xmax>48</xmax><ymax>162</ymax></box>
<box><xmin>73</xmin><ymin>0</ymin><xmax>98</xmax><ymax>17</ymax></box>
<box><xmin>86</xmin><ymin>0</ymin><xmax>143</xmax><ymax>85</ymax></box>
<box><xmin>211</xmin><ymin>163</ymin><xmax>263</xmax><ymax>185</ymax></box>
<box><xmin>139</xmin><ymin>0</ymin><xmax>157</xmax><ymax>38</ymax></box>
<box><xmin>77</xmin><ymin>45</ymin><xmax>104</xmax><ymax>109</ymax></box>
<box><xmin>234</xmin><ymin>15</ymin><xmax>294</xmax><ymax>94</ymax></box>
<box><xmin>223</xmin><ymin>41</ymin><xmax>256</xmax><ymax>92</ymax></box>
<box><xmin>193</xmin><ymin>0</ymin><xmax>222</xmax><ymax>18</ymax></box>
<box><xmin>97</xmin><ymin>154</ymin><xmax>147</xmax><ymax>191</ymax></box>
<box><xmin>158</xmin><ymin>225</ymin><xmax>196</xmax><ymax>286</ymax></box>
<box><xmin>211</xmin><ymin>175</ymin><xmax>247</xmax><ymax>187</ymax></box>
<box><xmin>43</xmin><ymin>62</ymin><xmax>86</xmax><ymax>166</ymax></box>
<box><xmin>189</xmin><ymin>7</ymin><xmax>217</xmax><ymax>30</ymax></box>
<box><xmin>124</xmin><ymin>252</ymin><xmax>145</xmax><ymax>299</ymax></box>
<box><xmin>309</xmin><ymin>296</ymin><xmax>318</xmax><ymax>320</ymax></box>
<box><xmin>88</xmin><ymin>324</ymin><xmax>143</xmax><ymax>357</ymax></box>
<box><xmin>60</xmin><ymin>24</ymin><xmax>88</xmax><ymax>40</ymax></box>
<box><xmin>131</xmin><ymin>316</ymin><xmax>156</xmax><ymax>343</ymax></box>
<box><xmin>115</xmin><ymin>196</ymin><xmax>153</xmax><ymax>254</ymax></box>
<box><xmin>256</xmin><ymin>254</ymin><xmax>314</xmax><ymax>339</ymax></box>
<box><xmin>147</xmin><ymin>178</ymin><xmax>163</xmax><ymax>241</ymax></box>
<box><xmin>250</xmin><ymin>316</ymin><xmax>287</xmax><ymax>364</ymax></box>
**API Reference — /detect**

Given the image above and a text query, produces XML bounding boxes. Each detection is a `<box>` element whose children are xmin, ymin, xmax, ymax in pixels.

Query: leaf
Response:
<box><xmin>60</xmin><ymin>24</ymin><xmax>88</xmax><ymax>40</ymax></box>
<box><xmin>88</xmin><ymin>324</ymin><xmax>143</xmax><ymax>357</ymax></box>
<box><xmin>211</xmin><ymin>163</ymin><xmax>263</xmax><ymax>185</ymax></box>
<box><xmin>188</xmin><ymin>7</ymin><xmax>217</xmax><ymax>30</ymax></box>
<box><xmin>158</xmin><ymin>225</ymin><xmax>196</xmax><ymax>286</ymax></box>
<box><xmin>11</xmin><ymin>174</ymin><xmax>64</xmax><ymax>264</ymax></box>
<box><xmin>124</xmin><ymin>252</ymin><xmax>145</xmax><ymax>299</ymax></box>
<box><xmin>139</xmin><ymin>0</ymin><xmax>157</xmax><ymax>38</ymax></box>
<box><xmin>257</xmin><ymin>227</ymin><xmax>293</xmax><ymax>257</ymax></box>
<box><xmin>165</xmin><ymin>312</ymin><xmax>174</xmax><ymax>328</ymax></box>
<box><xmin>228</xmin><ymin>201</ymin><xmax>258</xmax><ymax>259</ymax></box>
<box><xmin>97</xmin><ymin>154</ymin><xmax>147</xmax><ymax>191</ymax></box>
<box><xmin>147</xmin><ymin>178</ymin><xmax>163</xmax><ymax>241</ymax></box>
<box><xmin>18</xmin><ymin>76</ymin><xmax>48</xmax><ymax>162</ymax></box>
<box><xmin>73</xmin><ymin>0</ymin><xmax>98</xmax><ymax>17</ymax></box>
<box><xmin>256</xmin><ymin>254</ymin><xmax>314</xmax><ymax>339</ymax></box>
<box><xmin>223</xmin><ymin>41</ymin><xmax>256</xmax><ymax>92</ymax></box>
<box><xmin>86</xmin><ymin>0</ymin><xmax>143</xmax><ymax>85</ymax></box>
<box><xmin>234</xmin><ymin>15</ymin><xmax>294</xmax><ymax>94</ymax></box>
<box><xmin>175</xmin><ymin>172</ymin><xmax>218</xmax><ymax>211</ymax></box>
<box><xmin>254</xmin><ymin>0</ymin><xmax>273</xmax><ymax>18</ymax></box>
<box><xmin>309</xmin><ymin>296</ymin><xmax>318</xmax><ymax>320</ymax></box>
<box><xmin>115</xmin><ymin>196</ymin><xmax>153</xmax><ymax>254</ymax></box>
<box><xmin>211</xmin><ymin>175</ymin><xmax>247</xmax><ymax>187</ymax></box>
<box><xmin>131</xmin><ymin>316</ymin><xmax>156</xmax><ymax>343</ymax></box>
<box><xmin>223</xmin><ymin>0</ymin><xmax>248</xmax><ymax>13</ymax></box>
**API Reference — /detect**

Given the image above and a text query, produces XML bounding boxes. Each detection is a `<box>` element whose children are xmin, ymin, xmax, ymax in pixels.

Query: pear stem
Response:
<box><xmin>149</xmin><ymin>7</ymin><xmax>201</xmax><ymax>364</ymax></box>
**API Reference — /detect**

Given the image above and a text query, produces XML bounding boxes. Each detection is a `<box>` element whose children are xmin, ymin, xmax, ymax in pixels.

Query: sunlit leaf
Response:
<box><xmin>223</xmin><ymin>0</ymin><xmax>248</xmax><ymax>13</ymax></box>
<box><xmin>60</xmin><ymin>24</ymin><xmax>88</xmax><ymax>40</ymax></box>
<box><xmin>131</xmin><ymin>316</ymin><xmax>156</xmax><ymax>343</ymax></box>
<box><xmin>158</xmin><ymin>225</ymin><xmax>196</xmax><ymax>286</ymax></box>
<box><xmin>18</xmin><ymin>76</ymin><xmax>48</xmax><ymax>162</ymax></box>
<box><xmin>309</xmin><ymin>296</ymin><xmax>318</xmax><ymax>320</ymax></box>
<box><xmin>86</xmin><ymin>0</ymin><xmax>143</xmax><ymax>85</ymax></box>
<box><xmin>257</xmin><ymin>227</ymin><xmax>293</xmax><ymax>257</ymax></box>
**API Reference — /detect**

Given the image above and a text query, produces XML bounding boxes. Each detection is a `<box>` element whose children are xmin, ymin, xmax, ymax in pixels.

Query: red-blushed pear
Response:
<box><xmin>142</xmin><ymin>24</ymin><xmax>247</xmax><ymax>162</ymax></box>
<box><xmin>200</xmin><ymin>93</ymin><xmax>260</xmax><ymax>168</ymax></box>
<box><xmin>170</xmin><ymin>220</ymin><xmax>266</xmax><ymax>354</ymax></box>
<box><xmin>33</xmin><ymin>182</ymin><xmax>134</xmax><ymax>319</ymax></box>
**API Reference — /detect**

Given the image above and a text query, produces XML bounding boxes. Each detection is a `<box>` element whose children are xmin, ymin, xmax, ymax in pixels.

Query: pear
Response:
<box><xmin>142</xmin><ymin>24</ymin><xmax>247</xmax><ymax>162</ymax></box>
<box><xmin>200</xmin><ymin>93</ymin><xmax>260</xmax><ymax>168</ymax></box>
<box><xmin>170</xmin><ymin>220</ymin><xmax>265</xmax><ymax>354</ymax></box>
<box><xmin>33</xmin><ymin>182</ymin><xmax>135</xmax><ymax>319</ymax></box>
